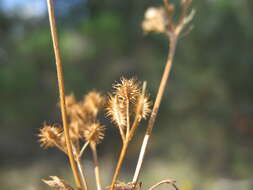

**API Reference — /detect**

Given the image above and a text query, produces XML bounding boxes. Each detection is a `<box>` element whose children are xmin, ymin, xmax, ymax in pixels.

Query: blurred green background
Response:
<box><xmin>0</xmin><ymin>0</ymin><xmax>253</xmax><ymax>190</ymax></box>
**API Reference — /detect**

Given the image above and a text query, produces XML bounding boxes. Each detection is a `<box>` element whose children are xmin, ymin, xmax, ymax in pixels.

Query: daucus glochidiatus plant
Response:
<box><xmin>38</xmin><ymin>0</ymin><xmax>194</xmax><ymax>190</ymax></box>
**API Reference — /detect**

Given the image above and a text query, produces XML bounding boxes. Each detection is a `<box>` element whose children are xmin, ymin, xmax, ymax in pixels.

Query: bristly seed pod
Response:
<box><xmin>136</xmin><ymin>94</ymin><xmax>152</xmax><ymax>120</ymax></box>
<box><xmin>83</xmin><ymin>91</ymin><xmax>105</xmax><ymax>118</ymax></box>
<box><xmin>106</xmin><ymin>94</ymin><xmax>127</xmax><ymax>128</ymax></box>
<box><xmin>38</xmin><ymin>124</ymin><xmax>62</xmax><ymax>149</ymax></box>
<box><xmin>83</xmin><ymin>122</ymin><xmax>105</xmax><ymax>144</ymax></box>
<box><xmin>113</xmin><ymin>77</ymin><xmax>140</xmax><ymax>103</ymax></box>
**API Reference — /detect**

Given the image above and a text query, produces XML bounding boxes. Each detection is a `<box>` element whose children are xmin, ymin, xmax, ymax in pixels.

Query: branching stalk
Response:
<box><xmin>46</xmin><ymin>0</ymin><xmax>84</xmax><ymax>189</ymax></box>
<box><xmin>132</xmin><ymin>35</ymin><xmax>178</xmax><ymax>184</ymax></box>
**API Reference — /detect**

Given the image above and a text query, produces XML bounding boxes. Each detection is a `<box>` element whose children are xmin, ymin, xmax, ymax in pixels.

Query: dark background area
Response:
<box><xmin>0</xmin><ymin>0</ymin><xmax>253</xmax><ymax>189</ymax></box>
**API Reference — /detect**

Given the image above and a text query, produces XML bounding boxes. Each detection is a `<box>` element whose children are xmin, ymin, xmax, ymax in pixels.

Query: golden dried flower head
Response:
<box><xmin>113</xmin><ymin>77</ymin><xmax>140</xmax><ymax>103</ymax></box>
<box><xmin>43</xmin><ymin>176</ymin><xmax>74</xmax><ymax>190</ymax></box>
<box><xmin>106</xmin><ymin>181</ymin><xmax>142</xmax><ymax>190</ymax></box>
<box><xmin>83</xmin><ymin>122</ymin><xmax>105</xmax><ymax>144</ymax></box>
<box><xmin>65</xmin><ymin>93</ymin><xmax>76</xmax><ymax>108</ymax></box>
<box><xmin>106</xmin><ymin>94</ymin><xmax>126</xmax><ymax>128</ymax></box>
<box><xmin>136</xmin><ymin>94</ymin><xmax>152</xmax><ymax>120</ymax></box>
<box><xmin>38</xmin><ymin>124</ymin><xmax>62</xmax><ymax>148</ymax></box>
<box><xmin>142</xmin><ymin>7</ymin><xmax>167</xmax><ymax>33</ymax></box>
<box><xmin>83</xmin><ymin>91</ymin><xmax>105</xmax><ymax>118</ymax></box>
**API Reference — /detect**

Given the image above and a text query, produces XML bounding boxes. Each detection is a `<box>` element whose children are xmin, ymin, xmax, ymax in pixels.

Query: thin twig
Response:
<box><xmin>46</xmin><ymin>0</ymin><xmax>83</xmax><ymax>189</ymax></box>
<box><xmin>110</xmin><ymin>140</ymin><xmax>130</xmax><ymax>190</ymax></box>
<box><xmin>79</xmin><ymin>140</ymin><xmax>90</xmax><ymax>158</ymax></box>
<box><xmin>73</xmin><ymin>145</ymin><xmax>89</xmax><ymax>190</ymax></box>
<box><xmin>148</xmin><ymin>180</ymin><xmax>179</xmax><ymax>190</ymax></box>
<box><xmin>91</xmin><ymin>143</ymin><xmax>102</xmax><ymax>190</ymax></box>
<box><xmin>132</xmin><ymin>35</ymin><xmax>178</xmax><ymax>184</ymax></box>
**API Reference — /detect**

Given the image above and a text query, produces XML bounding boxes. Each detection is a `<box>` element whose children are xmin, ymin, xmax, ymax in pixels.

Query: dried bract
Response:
<box><xmin>142</xmin><ymin>7</ymin><xmax>167</xmax><ymax>33</ymax></box>
<box><xmin>43</xmin><ymin>176</ymin><xmax>74</xmax><ymax>190</ymax></box>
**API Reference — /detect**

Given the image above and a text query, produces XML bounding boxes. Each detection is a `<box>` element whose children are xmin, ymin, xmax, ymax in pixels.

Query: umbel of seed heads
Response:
<box><xmin>38</xmin><ymin>91</ymin><xmax>105</xmax><ymax>190</ymax></box>
<box><xmin>142</xmin><ymin>0</ymin><xmax>194</xmax><ymax>37</ymax></box>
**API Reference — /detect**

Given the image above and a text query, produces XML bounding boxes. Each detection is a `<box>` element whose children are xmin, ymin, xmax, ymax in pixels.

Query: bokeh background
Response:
<box><xmin>0</xmin><ymin>0</ymin><xmax>253</xmax><ymax>189</ymax></box>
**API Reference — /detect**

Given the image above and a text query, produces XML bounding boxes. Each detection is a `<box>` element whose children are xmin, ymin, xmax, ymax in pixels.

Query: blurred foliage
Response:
<box><xmin>0</xmin><ymin>0</ymin><xmax>253</xmax><ymax>189</ymax></box>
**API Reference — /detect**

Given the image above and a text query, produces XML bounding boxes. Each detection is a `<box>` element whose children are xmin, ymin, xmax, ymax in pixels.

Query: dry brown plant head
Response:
<box><xmin>43</xmin><ymin>176</ymin><xmax>74</xmax><ymax>190</ymax></box>
<box><xmin>83</xmin><ymin>122</ymin><xmax>105</xmax><ymax>145</ymax></box>
<box><xmin>38</xmin><ymin>124</ymin><xmax>62</xmax><ymax>148</ymax></box>
<box><xmin>106</xmin><ymin>94</ymin><xmax>127</xmax><ymax>128</ymax></box>
<box><xmin>135</xmin><ymin>94</ymin><xmax>152</xmax><ymax>120</ymax></box>
<box><xmin>142</xmin><ymin>0</ymin><xmax>194</xmax><ymax>35</ymax></box>
<box><xmin>113</xmin><ymin>78</ymin><xmax>141</xmax><ymax>103</ymax></box>
<box><xmin>83</xmin><ymin>91</ymin><xmax>105</xmax><ymax>118</ymax></box>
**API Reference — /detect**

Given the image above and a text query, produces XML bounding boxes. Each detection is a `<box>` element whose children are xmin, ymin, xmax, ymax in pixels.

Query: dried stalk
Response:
<box><xmin>148</xmin><ymin>179</ymin><xmax>179</xmax><ymax>190</ymax></box>
<box><xmin>46</xmin><ymin>0</ymin><xmax>84</xmax><ymax>189</ymax></box>
<box><xmin>91</xmin><ymin>143</ymin><xmax>102</xmax><ymax>190</ymax></box>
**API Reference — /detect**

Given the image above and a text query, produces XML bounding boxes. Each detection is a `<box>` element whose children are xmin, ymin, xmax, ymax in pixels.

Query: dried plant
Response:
<box><xmin>39</xmin><ymin>0</ymin><xmax>194</xmax><ymax>190</ymax></box>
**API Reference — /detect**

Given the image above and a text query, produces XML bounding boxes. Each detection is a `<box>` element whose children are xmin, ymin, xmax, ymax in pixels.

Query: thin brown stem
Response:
<box><xmin>110</xmin><ymin>140</ymin><xmax>129</xmax><ymax>190</ymax></box>
<box><xmin>148</xmin><ymin>179</ymin><xmax>179</xmax><ymax>190</ymax></box>
<box><xmin>46</xmin><ymin>0</ymin><xmax>83</xmax><ymax>189</ymax></box>
<box><xmin>73</xmin><ymin>145</ymin><xmax>88</xmax><ymax>190</ymax></box>
<box><xmin>132</xmin><ymin>35</ymin><xmax>178</xmax><ymax>184</ymax></box>
<box><xmin>91</xmin><ymin>143</ymin><xmax>102</xmax><ymax>190</ymax></box>
<box><xmin>126</xmin><ymin>99</ymin><xmax>130</xmax><ymax>138</ymax></box>
<box><xmin>79</xmin><ymin>140</ymin><xmax>90</xmax><ymax>158</ymax></box>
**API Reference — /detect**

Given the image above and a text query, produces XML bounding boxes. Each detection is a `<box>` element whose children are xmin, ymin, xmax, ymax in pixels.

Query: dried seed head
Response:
<box><xmin>38</xmin><ymin>124</ymin><xmax>62</xmax><ymax>148</ymax></box>
<box><xmin>43</xmin><ymin>176</ymin><xmax>74</xmax><ymax>190</ymax></box>
<box><xmin>142</xmin><ymin>7</ymin><xmax>167</xmax><ymax>33</ymax></box>
<box><xmin>106</xmin><ymin>94</ymin><xmax>126</xmax><ymax>128</ymax></box>
<box><xmin>136</xmin><ymin>94</ymin><xmax>152</xmax><ymax>120</ymax></box>
<box><xmin>83</xmin><ymin>91</ymin><xmax>105</xmax><ymax>118</ymax></box>
<box><xmin>83</xmin><ymin>122</ymin><xmax>105</xmax><ymax>144</ymax></box>
<box><xmin>113</xmin><ymin>77</ymin><xmax>140</xmax><ymax>103</ymax></box>
<box><xmin>64</xmin><ymin>93</ymin><xmax>77</xmax><ymax>109</ymax></box>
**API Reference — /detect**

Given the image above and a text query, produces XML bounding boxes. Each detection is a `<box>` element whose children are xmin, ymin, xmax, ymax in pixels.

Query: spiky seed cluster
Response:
<box><xmin>83</xmin><ymin>122</ymin><xmax>105</xmax><ymax>144</ymax></box>
<box><xmin>142</xmin><ymin>7</ymin><xmax>167</xmax><ymax>33</ymax></box>
<box><xmin>106</xmin><ymin>78</ymin><xmax>152</xmax><ymax>139</ymax></box>
<box><xmin>113</xmin><ymin>78</ymin><xmax>140</xmax><ymax>103</ymax></box>
<box><xmin>136</xmin><ymin>95</ymin><xmax>152</xmax><ymax>120</ymax></box>
<box><xmin>106</xmin><ymin>181</ymin><xmax>141</xmax><ymax>190</ymax></box>
<box><xmin>38</xmin><ymin>124</ymin><xmax>63</xmax><ymax>149</ymax></box>
<box><xmin>43</xmin><ymin>176</ymin><xmax>74</xmax><ymax>190</ymax></box>
<box><xmin>39</xmin><ymin>91</ymin><xmax>106</xmax><ymax>152</ymax></box>
<box><xmin>106</xmin><ymin>94</ymin><xmax>126</xmax><ymax>128</ymax></box>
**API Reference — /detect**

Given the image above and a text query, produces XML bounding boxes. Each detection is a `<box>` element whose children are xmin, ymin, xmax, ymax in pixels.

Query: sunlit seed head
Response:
<box><xmin>83</xmin><ymin>122</ymin><xmax>105</xmax><ymax>144</ymax></box>
<box><xmin>106</xmin><ymin>94</ymin><xmax>126</xmax><ymax>128</ymax></box>
<box><xmin>113</xmin><ymin>77</ymin><xmax>141</xmax><ymax>103</ymax></box>
<box><xmin>38</xmin><ymin>124</ymin><xmax>62</xmax><ymax>149</ymax></box>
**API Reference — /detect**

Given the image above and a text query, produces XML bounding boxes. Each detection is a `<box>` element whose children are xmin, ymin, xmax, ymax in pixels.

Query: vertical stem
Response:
<box><xmin>46</xmin><ymin>0</ymin><xmax>83</xmax><ymax>189</ymax></box>
<box><xmin>132</xmin><ymin>35</ymin><xmax>178</xmax><ymax>184</ymax></box>
<box><xmin>110</xmin><ymin>140</ymin><xmax>129</xmax><ymax>190</ymax></box>
<box><xmin>126</xmin><ymin>99</ymin><xmax>130</xmax><ymax>138</ymax></box>
<box><xmin>91</xmin><ymin>143</ymin><xmax>102</xmax><ymax>190</ymax></box>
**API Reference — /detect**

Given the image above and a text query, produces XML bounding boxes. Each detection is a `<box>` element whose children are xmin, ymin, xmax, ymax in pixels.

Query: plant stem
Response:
<box><xmin>46</xmin><ymin>0</ymin><xmax>83</xmax><ymax>189</ymax></box>
<box><xmin>91</xmin><ymin>143</ymin><xmax>102</xmax><ymax>190</ymax></box>
<box><xmin>110</xmin><ymin>140</ymin><xmax>129</xmax><ymax>190</ymax></box>
<box><xmin>132</xmin><ymin>35</ymin><xmax>178</xmax><ymax>184</ymax></box>
<box><xmin>79</xmin><ymin>140</ymin><xmax>90</xmax><ymax>158</ymax></box>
